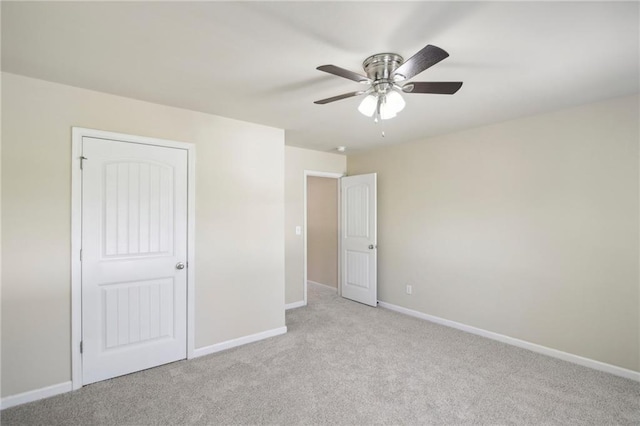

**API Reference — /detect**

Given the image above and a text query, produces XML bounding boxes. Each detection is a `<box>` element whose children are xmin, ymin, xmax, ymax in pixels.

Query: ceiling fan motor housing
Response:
<box><xmin>363</xmin><ymin>53</ymin><xmax>403</xmax><ymax>94</ymax></box>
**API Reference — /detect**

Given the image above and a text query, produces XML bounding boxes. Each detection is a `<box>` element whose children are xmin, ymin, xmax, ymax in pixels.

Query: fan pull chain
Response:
<box><xmin>373</xmin><ymin>112</ymin><xmax>386</xmax><ymax>137</ymax></box>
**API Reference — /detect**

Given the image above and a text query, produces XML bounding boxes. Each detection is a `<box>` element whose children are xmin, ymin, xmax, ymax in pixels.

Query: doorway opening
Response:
<box><xmin>303</xmin><ymin>171</ymin><xmax>343</xmax><ymax>306</ymax></box>
<box><xmin>302</xmin><ymin>171</ymin><xmax>378</xmax><ymax>307</ymax></box>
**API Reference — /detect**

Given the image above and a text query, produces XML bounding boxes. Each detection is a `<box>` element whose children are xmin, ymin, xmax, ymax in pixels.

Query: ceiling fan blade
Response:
<box><xmin>393</xmin><ymin>45</ymin><xmax>450</xmax><ymax>81</ymax></box>
<box><xmin>402</xmin><ymin>81</ymin><xmax>463</xmax><ymax>94</ymax></box>
<box><xmin>317</xmin><ymin>65</ymin><xmax>371</xmax><ymax>83</ymax></box>
<box><xmin>314</xmin><ymin>91</ymin><xmax>366</xmax><ymax>105</ymax></box>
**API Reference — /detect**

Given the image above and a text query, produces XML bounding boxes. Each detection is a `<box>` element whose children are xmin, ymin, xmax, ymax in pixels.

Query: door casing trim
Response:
<box><xmin>71</xmin><ymin>127</ymin><xmax>196</xmax><ymax>390</ymax></box>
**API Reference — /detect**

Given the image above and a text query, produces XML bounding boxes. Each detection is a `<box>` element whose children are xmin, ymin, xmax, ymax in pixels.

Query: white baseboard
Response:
<box><xmin>191</xmin><ymin>326</ymin><xmax>287</xmax><ymax>358</ymax></box>
<box><xmin>285</xmin><ymin>300</ymin><xmax>306</xmax><ymax>310</ymax></box>
<box><xmin>1</xmin><ymin>381</ymin><xmax>73</xmax><ymax>410</ymax></box>
<box><xmin>307</xmin><ymin>280</ymin><xmax>337</xmax><ymax>291</ymax></box>
<box><xmin>378</xmin><ymin>301</ymin><xmax>640</xmax><ymax>382</ymax></box>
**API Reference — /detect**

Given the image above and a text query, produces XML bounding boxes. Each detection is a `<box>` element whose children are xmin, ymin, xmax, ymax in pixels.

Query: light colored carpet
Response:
<box><xmin>2</xmin><ymin>282</ymin><xmax>639</xmax><ymax>425</ymax></box>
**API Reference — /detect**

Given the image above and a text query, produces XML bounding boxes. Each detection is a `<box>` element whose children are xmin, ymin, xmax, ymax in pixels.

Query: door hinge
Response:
<box><xmin>80</xmin><ymin>249</ymin><xmax>83</xmax><ymax>261</ymax></box>
<box><xmin>80</xmin><ymin>156</ymin><xmax>88</xmax><ymax>169</ymax></box>
<box><xmin>80</xmin><ymin>341</ymin><xmax>83</xmax><ymax>354</ymax></box>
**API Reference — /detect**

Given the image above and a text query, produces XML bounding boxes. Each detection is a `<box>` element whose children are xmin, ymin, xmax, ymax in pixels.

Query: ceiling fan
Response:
<box><xmin>314</xmin><ymin>44</ymin><xmax>463</xmax><ymax>121</ymax></box>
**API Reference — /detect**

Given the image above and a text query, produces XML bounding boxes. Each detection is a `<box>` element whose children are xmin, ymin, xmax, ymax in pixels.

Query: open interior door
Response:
<box><xmin>340</xmin><ymin>173</ymin><xmax>377</xmax><ymax>306</ymax></box>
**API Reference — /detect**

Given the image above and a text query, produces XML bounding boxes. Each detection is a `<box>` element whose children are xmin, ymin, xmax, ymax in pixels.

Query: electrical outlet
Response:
<box><xmin>406</xmin><ymin>285</ymin><xmax>412</xmax><ymax>295</ymax></box>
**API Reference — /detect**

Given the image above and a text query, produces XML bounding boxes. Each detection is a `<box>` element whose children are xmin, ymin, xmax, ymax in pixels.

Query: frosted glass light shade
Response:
<box><xmin>358</xmin><ymin>94</ymin><xmax>377</xmax><ymax>117</ymax></box>
<box><xmin>379</xmin><ymin>101</ymin><xmax>397</xmax><ymax>120</ymax></box>
<box><xmin>386</xmin><ymin>90</ymin><xmax>406</xmax><ymax>113</ymax></box>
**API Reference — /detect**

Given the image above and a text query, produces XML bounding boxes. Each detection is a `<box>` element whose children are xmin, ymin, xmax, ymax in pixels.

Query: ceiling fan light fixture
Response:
<box><xmin>376</xmin><ymin>90</ymin><xmax>404</xmax><ymax>120</ymax></box>
<box><xmin>358</xmin><ymin>94</ymin><xmax>377</xmax><ymax>117</ymax></box>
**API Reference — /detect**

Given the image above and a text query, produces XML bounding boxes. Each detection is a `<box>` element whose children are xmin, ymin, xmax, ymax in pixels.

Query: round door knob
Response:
<box><xmin>176</xmin><ymin>262</ymin><xmax>185</xmax><ymax>270</ymax></box>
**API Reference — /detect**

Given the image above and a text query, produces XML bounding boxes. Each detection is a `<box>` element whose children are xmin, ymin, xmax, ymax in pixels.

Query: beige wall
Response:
<box><xmin>348</xmin><ymin>95</ymin><xmax>639</xmax><ymax>372</ymax></box>
<box><xmin>284</xmin><ymin>146</ymin><xmax>346</xmax><ymax>304</ymax></box>
<box><xmin>1</xmin><ymin>73</ymin><xmax>286</xmax><ymax>397</ymax></box>
<box><xmin>307</xmin><ymin>177</ymin><xmax>338</xmax><ymax>288</ymax></box>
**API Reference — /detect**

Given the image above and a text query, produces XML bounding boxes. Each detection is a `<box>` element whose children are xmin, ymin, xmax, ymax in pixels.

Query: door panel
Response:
<box><xmin>346</xmin><ymin>251</ymin><xmax>370</xmax><ymax>289</ymax></box>
<box><xmin>103</xmin><ymin>162</ymin><xmax>174</xmax><ymax>257</ymax></box>
<box><xmin>341</xmin><ymin>173</ymin><xmax>377</xmax><ymax>306</ymax></box>
<box><xmin>345</xmin><ymin>183</ymin><xmax>370</xmax><ymax>238</ymax></box>
<box><xmin>82</xmin><ymin>137</ymin><xmax>188</xmax><ymax>385</ymax></box>
<box><xmin>103</xmin><ymin>278</ymin><xmax>175</xmax><ymax>348</ymax></box>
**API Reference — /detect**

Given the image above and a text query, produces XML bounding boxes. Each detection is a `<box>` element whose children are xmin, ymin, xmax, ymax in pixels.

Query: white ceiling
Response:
<box><xmin>2</xmin><ymin>1</ymin><xmax>638</xmax><ymax>153</ymax></box>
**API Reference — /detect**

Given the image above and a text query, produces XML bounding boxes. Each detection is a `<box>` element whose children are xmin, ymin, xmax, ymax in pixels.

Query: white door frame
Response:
<box><xmin>303</xmin><ymin>170</ymin><xmax>344</xmax><ymax>305</ymax></box>
<box><xmin>71</xmin><ymin>127</ymin><xmax>196</xmax><ymax>390</ymax></box>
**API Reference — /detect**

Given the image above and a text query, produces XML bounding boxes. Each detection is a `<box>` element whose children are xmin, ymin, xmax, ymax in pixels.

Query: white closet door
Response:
<box><xmin>81</xmin><ymin>136</ymin><xmax>188</xmax><ymax>385</ymax></box>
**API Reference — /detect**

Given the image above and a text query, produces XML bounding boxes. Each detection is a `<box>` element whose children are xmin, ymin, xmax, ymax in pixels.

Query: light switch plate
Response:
<box><xmin>295</xmin><ymin>226</ymin><xmax>302</xmax><ymax>236</ymax></box>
